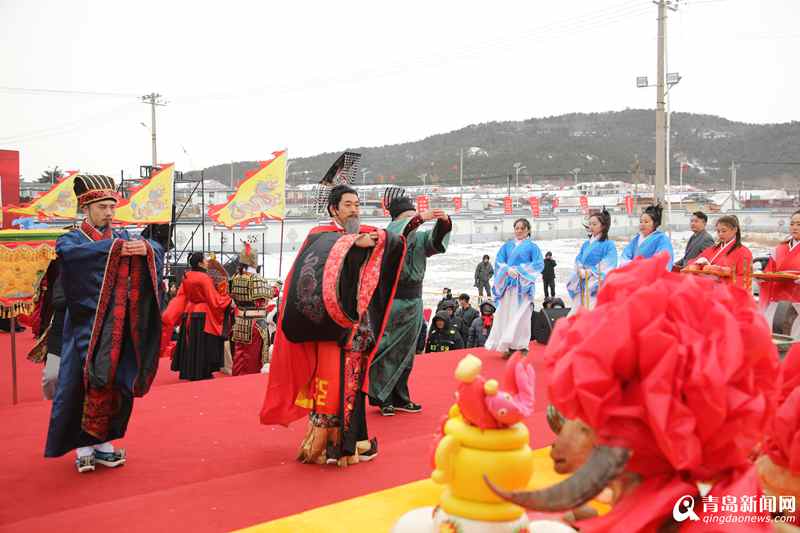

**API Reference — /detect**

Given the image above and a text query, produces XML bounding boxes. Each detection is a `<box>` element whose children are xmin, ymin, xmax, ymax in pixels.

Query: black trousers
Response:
<box><xmin>543</xmin><ymin>278</ymin><xmax>556</xmax><ymax>299</ymax></box>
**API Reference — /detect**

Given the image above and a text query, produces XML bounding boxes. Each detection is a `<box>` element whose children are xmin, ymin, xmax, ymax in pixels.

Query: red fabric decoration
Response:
<box><xmin>764</xmin><ymin>344</ymin><xmax>800</xmax><ymax>474</ymax></box>
<box><xmin>545</xmin><ymin>254</ymin><xmax>779</xmax><ymax>532</ymax></box>
<box><xmin>423</xmin><ymin>308</ymin><xmax>432</xmax><ymax>322</ymax></box>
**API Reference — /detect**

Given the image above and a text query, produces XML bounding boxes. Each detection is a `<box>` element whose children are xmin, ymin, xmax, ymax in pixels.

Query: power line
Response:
<box><xmin>737</xmin><ymin>161</ymin><xmax>800</xmax><ymax>166</ymax></box>
<box><xmin>0</xmin><ymin>86</ymin><xmax>140</xmax><ymax>99</ymax></box>
<box><xmin>2</xmin><ymin>2</ymin><xmax>652</xmax><ymax>105</ymax></box>
<box><xmin>0</xmin><ymin>102</ymin><xmax>140</xmax><ymax>144</ymax></box>
<box><xmin>177</xmin><ymin>0</ymin><xmax>654</xmax><ymax>103</ymax></box>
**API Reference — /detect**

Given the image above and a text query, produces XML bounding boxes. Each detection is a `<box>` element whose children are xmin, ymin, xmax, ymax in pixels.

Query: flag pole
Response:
<box><xmin>278</xmin><ymin>219</ymin><xmax>285</xmax><ymax>279</ymax></box>
<box><xmin>10</xmin><ymin>316</ymin><xmax>18</xmax><ymax>405</ymax></box>
<box><xmin>278</xmin><ymin>151</ymin><xmax>287</xmax><ymax>279</ymax></box>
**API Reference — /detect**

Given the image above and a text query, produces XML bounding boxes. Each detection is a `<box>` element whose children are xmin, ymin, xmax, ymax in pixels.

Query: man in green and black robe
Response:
<box><xmin>368</xmin><ymin>191</ymin><xmax>451</xmax><ymax>417</ymax></box>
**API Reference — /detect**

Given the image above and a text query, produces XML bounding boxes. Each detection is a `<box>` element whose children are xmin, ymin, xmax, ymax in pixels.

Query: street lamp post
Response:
<box><xmin>513</xmin><ymin>163</ymin><xmax>526</xmax><ymax>190</ymax></box>
<box><xmin>570</xmin><ymin>168</ymin><xmax>581</xmax><ymax>187</ymax></box>
<box><xmin>636</xmin><ymin>71</ymin><xmax>681</xmax><ymax>227</ymax></box>
<box><xmin>513</xmin><ymin>163</ymin><xmax>526</xmax><ymax>207</ymax></box>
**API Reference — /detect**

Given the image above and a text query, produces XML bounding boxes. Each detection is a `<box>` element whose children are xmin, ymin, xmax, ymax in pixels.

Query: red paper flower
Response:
<box><xmin>545</xmin><ymin>253</ymin><xmax>779</xmax><ymax>481</ymax></box>
<box><xmin>764</xmin><ymin>343</ymin><xmax>800</xmax><ymax>473</ymax></box>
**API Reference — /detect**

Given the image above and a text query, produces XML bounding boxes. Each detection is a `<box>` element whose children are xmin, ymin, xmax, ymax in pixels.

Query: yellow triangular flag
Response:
<box><xmin>208</xmin><ymin>151</ymin><xmax>286</xmax><ymax>228</ymax></box>
<box><xmin>115</xmin><ymin>164</ymin><xmax>175</xmax><ymax>224</ymax></box>
<box><xmin>6</xmin><ymin>170</ymin><xmax>79</xmax><ymax>220</ymax></box>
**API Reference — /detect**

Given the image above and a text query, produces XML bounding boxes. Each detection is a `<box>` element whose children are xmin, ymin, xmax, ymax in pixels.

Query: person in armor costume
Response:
<box><xmin>44</xmin><ymin>175</ymin><xmax>165</xmax><ymax>473</ymax></box>
<box><xmin>230</xmin><ymin>243</ymin><xmax>272</xmax><ymax>375</ymax></box>
<box><xmin>260</xmin><ymin>184</ymin><xmax>406</xmax><ymax>467</ymax></box>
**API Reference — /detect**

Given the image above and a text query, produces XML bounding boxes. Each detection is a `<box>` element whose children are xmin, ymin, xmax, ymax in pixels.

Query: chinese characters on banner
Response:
<box><xmin>579</xmin><ymin>195</ymin><xmax>589</xmax><ymax>215</ymax></box>
<box><xmin>528</xmin><ymin>196</ymin><xmax>540</xmax><ymax>217</ymax></box>
<box><xmin>503</xmin><ymin>196</ymin><xmax>513</xmax><ymax>215</ymax></box>
<box><xmin>624</xmin><ymin>194</ymin><xmax>634</xmax><ymax>215</ymax></box>
<box><xmin>552</xmin><ymin>197</ymin><xmax>560</xmax><ymax>210</ymax></box>
<box><xmin>453</xmin><ymin>197</ymin><xmax>462</xmax><ymax>213</ymax></box>
<box><xmin>416</xmin><ymin>195</ymin><xmax>430</xmax><ymax>212</ymax></box>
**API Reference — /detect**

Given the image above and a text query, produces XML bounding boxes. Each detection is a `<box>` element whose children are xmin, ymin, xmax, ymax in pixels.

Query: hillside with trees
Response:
<box><xmin>188</xmin><ymin>110</ymin><xmax>800</xmax><ymax>190</ymax></box>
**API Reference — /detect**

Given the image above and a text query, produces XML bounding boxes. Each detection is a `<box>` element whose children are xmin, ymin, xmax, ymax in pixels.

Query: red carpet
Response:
<box><xmin>0</xmin><ymin>331</ymin><xmax>183</xmax><ymax>408</ymax></box>
<box><xmin>0</xmin><ymin>344</ymin><xmax>554</xmax><ymax>532</ymax></box>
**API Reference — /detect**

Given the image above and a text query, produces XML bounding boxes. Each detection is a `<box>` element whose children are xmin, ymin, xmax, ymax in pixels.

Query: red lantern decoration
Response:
<box><xmin>453</xmin><ymin>197</ymin><xmax>462</xmax><ymax>213</ymax></box>
<box><xmin>579</xmin><ymin>195</ymin><xmax>589</xmax><ymax>215</ymax></box>
<box><xmin>528</xmin><ymin>196</ymin><xmax>540</xmax><ymax>218</ymax></box>
<box><xmin>624</xmin><ymin>195</ymin><xmax>634</xmax><ymax>215</ymax></box>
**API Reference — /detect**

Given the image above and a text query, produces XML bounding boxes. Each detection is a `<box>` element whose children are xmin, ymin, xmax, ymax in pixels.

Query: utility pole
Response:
<box><xmin>654</xmin><ymin>1</ymin><xmax>679</xmax><ymax>208</ymax></box>
<box><xmin>654</xmin><ymin>0</ymin><xmax>667</xmax><ymax>209</ymax></box>
<box><xmin>730</xmin><ymin>160</ymin><xmax>737</xmax><ymax>212</ymax></box>
<box><xmin>141</xmin><ymin>93</ymin><xmax>167</xmax><ymax>168</ymax></box>
<box><xmin>632</xmin><ymin>156</ymin><xmax>641</xmax><ymax>218</ymax></box>
<box><xmin>459</xmin><ymin>148</ymin><xmax>464</xmax><ymax>199</ymax></box>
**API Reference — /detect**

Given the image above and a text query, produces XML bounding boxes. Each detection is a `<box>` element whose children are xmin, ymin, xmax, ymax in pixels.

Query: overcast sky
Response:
<box><xmin>1</xmin><ymin>0</ymin><xmax>797</xmax><ymax>180</ymax></box>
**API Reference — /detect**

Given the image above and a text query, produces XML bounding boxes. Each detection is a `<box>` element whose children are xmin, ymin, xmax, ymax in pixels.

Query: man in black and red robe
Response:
<box><xmin>260</xmin><ymin>185</ymin><xmax>406</xmax><ymax>466</ymax></box>
<box><xmin>44</xmin><ymin>175</ymin><xmax>165</xmax><ymax>473</ymax></box>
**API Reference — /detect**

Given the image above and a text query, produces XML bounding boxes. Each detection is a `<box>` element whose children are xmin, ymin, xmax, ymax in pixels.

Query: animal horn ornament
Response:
<box><xmin>546</xmin><ymin>404</ymin><xmax>566</xmax><ymax>435</ymax></box>
<box><xmin>484</xmin><ymin>445</ymin><xmax>631</xmax><ymax>511</ymax></box>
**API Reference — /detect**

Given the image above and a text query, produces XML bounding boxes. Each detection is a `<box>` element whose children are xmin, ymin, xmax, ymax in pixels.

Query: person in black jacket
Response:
<box><xmin>436</xmin><ymin>287</ymin><xmax>457</xmax><ymax>312</ymax></box>
<box><xmin>453</xmin><ymin>293</ymin><xmax>479</xmax><ymax>344</ymax></box>
<box><xmin>425</xmin><ymin>311</ymin><xmax>464</xmax><ymax>353</ymax></box>
<box><xmin>474</xmin><ymin>255</ymin><xmax>494</xmax><ymax>301</ymax></box>
<box><xmin>467</xmin><ymin>300</ymin><xmax>496</xmax><ymax>348</ymax></box>
<box><xmin>542</xmin><ymin>251</ymin><xmax>557</xmax><ymax>299</ymax></box>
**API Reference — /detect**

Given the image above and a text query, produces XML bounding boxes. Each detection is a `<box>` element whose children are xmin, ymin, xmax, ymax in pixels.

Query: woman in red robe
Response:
<box><xmin>760</xmin><ymin>209</ymin><xmax>800</xmax><ymax>337</ymax></box>
<box><xmin>163</xmin><ymin>252</ymin><xmax>232</xmax><ymax>381</ymax></box>
<box><xmin>688</xmin><ymin>214</ymin><xmax>753</xmax><ymax>290</ymax></box>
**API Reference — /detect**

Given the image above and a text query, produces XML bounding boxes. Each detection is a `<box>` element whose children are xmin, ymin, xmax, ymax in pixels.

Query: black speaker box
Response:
<box><xmin>531</xmin><ymin>307</ymin><xmax>571</xmax><ymax>345</ymax></box>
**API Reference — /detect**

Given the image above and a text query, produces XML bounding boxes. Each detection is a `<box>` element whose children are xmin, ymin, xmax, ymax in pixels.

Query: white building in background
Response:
<box><xmin>575</xmin><ymin>181</ymin><xmax>632</xmax><ymax>197</ymax></box>
<box><xmin>176</xmin><ymin>179</ymin><xmax>233</xmax><ymax>208</ymax></box>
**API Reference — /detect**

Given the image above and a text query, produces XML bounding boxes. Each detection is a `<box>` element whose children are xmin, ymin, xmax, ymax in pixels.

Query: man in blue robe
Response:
<box><xmin>44</xmin><ymin>175</ymin><xmax>165</xmax><ymax>473</ymax></box>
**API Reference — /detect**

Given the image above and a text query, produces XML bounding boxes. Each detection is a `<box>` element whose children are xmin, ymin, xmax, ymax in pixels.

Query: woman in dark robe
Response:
<box><xmin>163</xmin><ymin>252</ymin><xmax>232</xmax><ymax>381</ymax></box>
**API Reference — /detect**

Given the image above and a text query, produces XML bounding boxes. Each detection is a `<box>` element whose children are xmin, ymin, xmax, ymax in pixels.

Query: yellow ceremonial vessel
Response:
<box><xmin>432</xmin><ymin>403</ymin><xmax>534</xmax><ymax>522</ymax></box>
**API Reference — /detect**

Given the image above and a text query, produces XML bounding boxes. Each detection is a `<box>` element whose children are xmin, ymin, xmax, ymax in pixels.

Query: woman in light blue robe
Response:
<box><xmin>566</xmin><ymin>210</ymin><xmax>618</xmax><ymax>311</ymax></box>
<box><xmin>485</xmin><ymin>218</ymin><xmax>544</xmax><ymax>357</ymax></box>
<box><xmin>620</xmin><ymin>204</ymin><xmax>674</xmax><ymax>270</ymax></box>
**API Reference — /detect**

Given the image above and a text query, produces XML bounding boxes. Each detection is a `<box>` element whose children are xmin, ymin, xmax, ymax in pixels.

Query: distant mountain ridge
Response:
<box><xmin>187</xmin><ymin>109</ymin><xmax>800</xmax><ymax>189</ymax></box>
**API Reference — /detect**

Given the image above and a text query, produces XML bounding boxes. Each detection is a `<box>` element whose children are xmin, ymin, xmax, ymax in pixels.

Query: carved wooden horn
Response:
<box><xmin>546</xmin><ymin>404</ymin><xmax>566</xmax><ymax>435</ymax></box>
<box><xmin>485</xmin><ymin>445</ymin><xmax>631</xmax><ymax>511</ymax></box>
